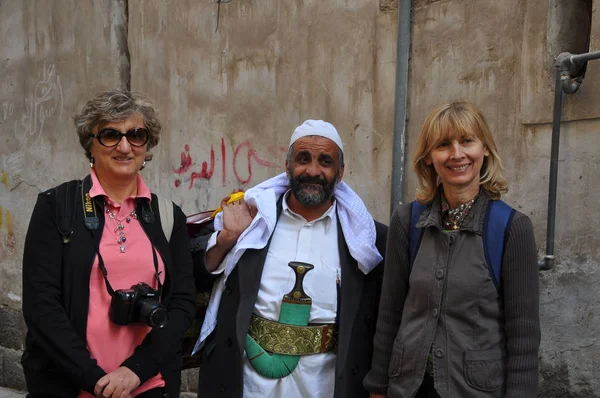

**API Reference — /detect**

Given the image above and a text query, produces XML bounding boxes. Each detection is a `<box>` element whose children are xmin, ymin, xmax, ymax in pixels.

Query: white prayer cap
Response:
<box><xmin>289</xmin><ymin>119</ymin><xmax>343</xmax><ymax>153</ymax></box>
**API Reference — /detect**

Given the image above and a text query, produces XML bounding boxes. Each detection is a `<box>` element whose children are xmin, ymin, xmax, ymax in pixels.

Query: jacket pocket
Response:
<box><xmin>463</xmin><ymin>349</ymin><xmax>507</xmax><ymax>391</ymax></box>
<box><xmin>388</xmin><ymin>339</ymin><xmax>404</xmax><ymax>378</ymax></box>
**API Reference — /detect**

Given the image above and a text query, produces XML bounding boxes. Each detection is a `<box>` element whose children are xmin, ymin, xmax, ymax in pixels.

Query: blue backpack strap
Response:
<box><xmin>483</xmin><ymin>200</ymin><xmax>516</xmax><ymax>291</ymax></box>
<box><xmin>409</xmin><ymin>201</ymin><xmax>427</xmax><ymax>266</ymax></box>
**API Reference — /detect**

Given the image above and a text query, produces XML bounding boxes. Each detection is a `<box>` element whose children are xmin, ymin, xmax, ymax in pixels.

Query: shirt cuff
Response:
<box><xmin>205</xmin><ymin>232</ymin><xmax>226</xmax><ymax>274</ymax></box>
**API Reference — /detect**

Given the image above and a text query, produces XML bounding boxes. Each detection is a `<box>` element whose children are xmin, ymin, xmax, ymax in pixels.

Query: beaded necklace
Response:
<box><xmin>441</xmin><ymin>196</ymin><xmax>476</xmax><ymax>230</ymax></box>
<box><xmin>105</xmin><ymin>202</ymin><xmax>138</xmax><ymax>253</ymax></box>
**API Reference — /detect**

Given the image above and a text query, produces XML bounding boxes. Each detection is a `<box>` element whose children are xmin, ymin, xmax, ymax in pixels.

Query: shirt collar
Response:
<box><xmin>89</xmin><ymin>168</ymin><xmax>152</xmax><ymax>203</ymax></box>
<box><xmin>282</xmin><ymin>189</ymin><xmax>337</xmax><ymax>232</ymax></box>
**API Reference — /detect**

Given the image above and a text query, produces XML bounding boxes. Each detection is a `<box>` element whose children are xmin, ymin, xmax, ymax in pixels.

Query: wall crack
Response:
<box><xmin>115</xmin><ymin>0</ymin><xmax>131</xmax><ymax>90</ymax></box>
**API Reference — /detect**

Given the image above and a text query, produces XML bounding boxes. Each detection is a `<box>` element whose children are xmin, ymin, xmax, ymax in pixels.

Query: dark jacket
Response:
<box><xmin>196</xmin><ymin>205</ymin><xmax>387</xmax><ymax>398</ymax></box>
<box><xmin>21</xmin><ymin>179</ymin><xmax>196</xmax><ymax>397</ymax></box>
<box><xmin>364</xmin><ymin>191</ymin><xmax>540</xmax><ymax>398</ymax></box>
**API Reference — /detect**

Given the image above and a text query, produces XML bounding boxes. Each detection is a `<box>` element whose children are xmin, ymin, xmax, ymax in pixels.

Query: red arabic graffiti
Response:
<box><xmin>174</xmin><ymin>139</ymin><xmax>286</xmax><ymax>188</ymax></box>
<box><xmin>173</xmin><ymin>144</ymin><xmax>194</xmax><ymax>174</ymax></box>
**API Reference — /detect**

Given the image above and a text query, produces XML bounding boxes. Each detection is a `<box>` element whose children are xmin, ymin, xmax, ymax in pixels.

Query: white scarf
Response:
<box><xmin>193</xmin><ymin>173</ymin><xmax>383</xmax><ymax>354</ymax></box>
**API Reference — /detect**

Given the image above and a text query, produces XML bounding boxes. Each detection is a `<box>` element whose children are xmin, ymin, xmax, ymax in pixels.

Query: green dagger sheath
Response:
<box><xmin>245</xmin><ymin>261</ymin><xmax>314</xmax><ymax>378</ymax></box>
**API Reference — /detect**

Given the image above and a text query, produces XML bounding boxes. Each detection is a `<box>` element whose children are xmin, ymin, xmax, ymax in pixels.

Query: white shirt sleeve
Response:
<box><xmin>205</xmin><ymin>231</ymin><xmax>227</xmax><ymax>274</ymax></box>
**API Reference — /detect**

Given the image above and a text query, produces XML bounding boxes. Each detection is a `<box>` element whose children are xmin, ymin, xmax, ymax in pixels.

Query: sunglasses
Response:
<box><xmin>90</xmin><ymin>128</ymin><xmax>149</xmax><ymax>147</ymax></box>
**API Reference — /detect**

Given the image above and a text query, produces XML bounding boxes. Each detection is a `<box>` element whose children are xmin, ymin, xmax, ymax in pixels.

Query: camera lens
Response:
<box><xmin>140</xmin><ymin>300</ymin><xmax>169</xmax><ymax>328</ymax></box>
<box><xmin>148</xmin><ymin>307</ymin><xmax>169</xmax><ymax>328</ymax></box>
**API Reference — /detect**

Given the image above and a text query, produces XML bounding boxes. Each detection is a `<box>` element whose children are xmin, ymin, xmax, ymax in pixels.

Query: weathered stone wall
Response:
<box><xmin>127</xmin><ymin>0</ymin><xmax>396</xmax><ymax>221</ymax></box>
<box><xmin>1</xmin><ymin>0</ymin><xmax>599</xmax><ymax>396</ymax></box>
<box><xmin>0</xmin><ymin>0</ymin><xmax>396</xmax><ymax>393</ymax></box>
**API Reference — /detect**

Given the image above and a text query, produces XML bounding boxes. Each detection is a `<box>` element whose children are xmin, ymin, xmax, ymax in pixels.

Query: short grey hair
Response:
<box><xmin>73</xmin><ymin>89</ymin><xmax>161</xmax><ymax>162</ymax></box>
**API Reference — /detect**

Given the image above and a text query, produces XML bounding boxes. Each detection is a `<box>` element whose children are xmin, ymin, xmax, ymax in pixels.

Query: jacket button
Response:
<box><xmin>435</xmin><ymin>348</ymin><xmax>445</xmax><ymax>358</ymax></box>
<box><xmin>227</xmin><ymin>337</ymin><xmax>233</xmax><ymax>347</ymax></box>
<box><xmin>432</xmin><ymin>308</ymin><xmax>439</xmax><ymax>318</ymax></box>
<box><xmin>352</xmin><ymin>365</ymin><xmax>359</xmax><ymax>375</ymax></box>
<box><xmin>224</xmin><ymin>285</ymin><xmax>232</xmax><ymax>295</ymax></box>
<box><xmin>435</xmin><ymin>269</ymin><xmax>445</xmax><ymax>279</ymax></box>
<box><xmin>219</xmin><ymin>385</ymin><xmax>227</xmax><ymax>394</ymax></box>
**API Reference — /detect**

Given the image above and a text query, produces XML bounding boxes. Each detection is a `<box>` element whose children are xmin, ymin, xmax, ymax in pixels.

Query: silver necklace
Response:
<box><xmin>442</xmin><ymin>197</ymin><xmax>476</xmax><ymax>230</ymax></box>
<box><xmin>105</xmin><ymin>203</ymin><xmax>138</xmax><ymax>253</ymax></box>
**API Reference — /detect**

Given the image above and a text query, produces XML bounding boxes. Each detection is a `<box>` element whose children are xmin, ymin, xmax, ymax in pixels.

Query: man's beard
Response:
<box><xmin>288</xmin><ymin>170</ymin><xmax>339</xmax><ymax>206</ymax></box>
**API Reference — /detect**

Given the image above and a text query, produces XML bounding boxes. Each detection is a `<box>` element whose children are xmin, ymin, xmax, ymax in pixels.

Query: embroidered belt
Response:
<box><xmin>248</xmin><ymin>315</ymin><xmax>337</xmax><ymax>355</ymax></box>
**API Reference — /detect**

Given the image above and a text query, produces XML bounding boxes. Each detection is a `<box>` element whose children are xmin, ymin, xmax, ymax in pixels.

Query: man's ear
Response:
<box><xmin>337</xmin><ymin>165</ymin><xmax>345</xmax><ymax>182</ymax></box>
<box><xmin>285</xmin><ymin>160</ymin><xmax>290</xmax><ymax>178</ymax></box>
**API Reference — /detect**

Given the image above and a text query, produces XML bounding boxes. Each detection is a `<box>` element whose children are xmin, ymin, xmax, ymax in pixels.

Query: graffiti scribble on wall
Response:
<box><xmin>0</xmin><ymin>62</ymin><xmax>63</xmax><ymax>144</ymax></box>
<box><xmin>174</xmin><ymin>139</ymin><xmax>286</xmax><ymax>188</ymax></box>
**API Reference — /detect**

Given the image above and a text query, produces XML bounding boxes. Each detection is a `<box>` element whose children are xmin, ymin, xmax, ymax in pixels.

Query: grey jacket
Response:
<box><xmin>364</xmin><ymin>191</ymin><xmax>540</xmax><ymax>398</ymax></box>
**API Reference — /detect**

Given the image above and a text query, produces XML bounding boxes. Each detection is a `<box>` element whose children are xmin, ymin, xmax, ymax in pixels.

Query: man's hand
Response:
<box><xmin>220</xmin><ymin>194</ymin><xmax>257</xmax><ymax>241</ymax></box>
<box><xmin>94</xmin><ymin>366</ymin><xmax>140</xmax><ymax>398</ymax></box>
<box><xmin>370</xmin><ymin>394</ymin><xmax>386</xmax><ymax>398</ymax></box>
<box><xmin>205</xmin><ymin>193</ymin><xmax>257</xmax><ymax>271</ymax></box>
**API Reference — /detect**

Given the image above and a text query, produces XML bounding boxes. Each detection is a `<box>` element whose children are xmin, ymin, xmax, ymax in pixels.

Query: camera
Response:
<box><xmin>110</xmin><ymin>282</ymin><xmax>169</xmax><ymax>328</ymax></box>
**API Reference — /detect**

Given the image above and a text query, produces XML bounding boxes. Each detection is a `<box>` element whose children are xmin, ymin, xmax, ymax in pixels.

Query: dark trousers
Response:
<box><xmin>415</xmin><ymin>373</ymin><xmax>440</xmax><ymax>398</ymax></box>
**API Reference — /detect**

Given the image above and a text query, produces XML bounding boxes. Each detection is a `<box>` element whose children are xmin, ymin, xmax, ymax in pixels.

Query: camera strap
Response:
<box><xmin>81</xmin><ymin>176</ymin><xmax>163</xmax><ymax>299</ymax></box>
<box><xmin>81</xmin><ymin>176</ymin><xmax>116</xmax><ymax>296</ymax></box>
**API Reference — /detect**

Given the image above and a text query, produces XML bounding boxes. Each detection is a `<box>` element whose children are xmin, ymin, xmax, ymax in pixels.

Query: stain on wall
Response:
<box><xmin>0</xmin><ymin>206</ymin><xmax>17</xmax><ymax>257</ymax></box>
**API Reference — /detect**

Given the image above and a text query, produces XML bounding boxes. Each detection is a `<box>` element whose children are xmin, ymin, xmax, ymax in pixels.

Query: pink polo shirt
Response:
<box><xmin>78</xmin><ymin>170</ymin><xmax>165</xmax><ymax>397</ymax></box>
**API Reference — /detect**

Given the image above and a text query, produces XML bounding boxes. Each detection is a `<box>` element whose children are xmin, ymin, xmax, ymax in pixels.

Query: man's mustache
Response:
<box><xmin>296</xmin><ymin>176</ymin><xmax>327</xmax><ymax>185</ymax></box>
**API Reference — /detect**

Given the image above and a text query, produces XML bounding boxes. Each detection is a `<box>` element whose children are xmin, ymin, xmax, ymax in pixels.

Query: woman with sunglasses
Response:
<box><xmin>21</xmin><ymin>90</ymin><xmax>195</xmax><ymax>398</ymax></box>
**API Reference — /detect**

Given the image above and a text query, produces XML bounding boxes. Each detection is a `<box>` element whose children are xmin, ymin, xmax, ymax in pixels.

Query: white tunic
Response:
<box><xmin>243</xmin><ymin>193</ymin><xmax>341</xmax><ymax>398</ymax></box>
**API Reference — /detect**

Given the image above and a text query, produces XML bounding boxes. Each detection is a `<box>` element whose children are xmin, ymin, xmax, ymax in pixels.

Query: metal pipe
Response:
<box><xmin>570</xmin><ymin>50</ymin><xmax>600</xmax><ymax>64</ymax></box>
<box><xmin>390</xmin><ymin>0</ymin><xmax>413</xmax><ymax>215</ymax></box>
<box><xmin>557</xmin><ymin>52</ymin><xmax>583</xmax><ymax>94</ymax></box>
<box><xmin>539</xmin><ymin>65</ymin><xmax>563</xmax><ymax>271</ymax></box>
<box><xmin>557</xmin><ymin>51</ymin><xmax>600</xmax><ymax>94</ymax></box>
<box><xmin>540</xmin><ymin>50</ymin><xmax>600</xmax><ymax>269</ymax></box>
<box><xmin>560</xmin><ymin>70</ymin><xmax>581</xmax><ymax>94</ymax></box>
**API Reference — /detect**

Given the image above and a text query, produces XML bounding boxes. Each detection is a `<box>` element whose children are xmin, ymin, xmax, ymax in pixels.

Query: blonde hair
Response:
<box><xmin>412</xmin><ymin>100</ymin><xmax>508</xmax><ymax>203</ymax></box>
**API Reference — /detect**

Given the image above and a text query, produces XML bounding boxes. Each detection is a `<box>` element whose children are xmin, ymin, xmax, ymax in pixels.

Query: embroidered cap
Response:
<box><xmin>289</xmin><ymin>119</ymin><xmax>344</xmax><ymax>153</ymax></box>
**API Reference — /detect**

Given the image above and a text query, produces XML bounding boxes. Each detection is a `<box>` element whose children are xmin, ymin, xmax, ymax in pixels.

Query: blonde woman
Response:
<box><xmin>364</xmin><ymin>101</ymin><xmax>540</xmax><ymax>397</ymax></box>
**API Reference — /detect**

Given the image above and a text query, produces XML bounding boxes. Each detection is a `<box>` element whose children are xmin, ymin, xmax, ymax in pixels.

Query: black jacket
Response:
<box><xmin>196</xmin><ymin>207</ymin><xmax>387</xmax><ymax>398</ymax></box>
<box><xmin>21</xmin><ymin>179</ymin><xmax>196</xmax><ymax>397</ymax></box>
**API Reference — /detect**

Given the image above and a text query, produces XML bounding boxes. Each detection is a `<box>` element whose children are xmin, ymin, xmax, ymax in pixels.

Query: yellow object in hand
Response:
<box><xmin>211</xmin><ymin>192</ymin><xmax>245</xmax><ymax>217</ymax></box>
